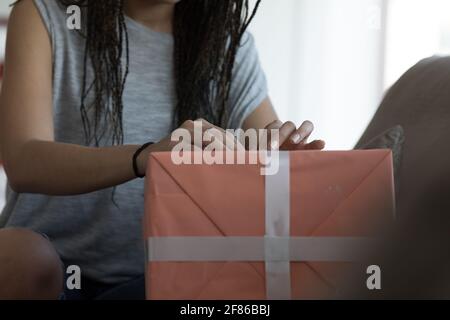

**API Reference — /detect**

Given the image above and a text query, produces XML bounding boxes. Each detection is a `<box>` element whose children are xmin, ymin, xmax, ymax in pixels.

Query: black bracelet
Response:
<box><xmin>133</xmin><ymin>142</ymin><xmax>154</xmax><ymax>178</ymax></box>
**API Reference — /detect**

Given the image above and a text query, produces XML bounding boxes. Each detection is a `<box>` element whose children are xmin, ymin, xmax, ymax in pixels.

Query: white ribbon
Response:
<box><xmin>147</xmin><ymin>152</ymin><xmax>374</xmax><ymax>299</ymax></box>
<box><xmin>147</xmin><ymin>237</ymin><xmax>374</xmax><ymax>262</ymax></box>
<box><xmin>264</xmin><ymin>151</ymin><xmax>291</xmax><ymax>299</ymax></box>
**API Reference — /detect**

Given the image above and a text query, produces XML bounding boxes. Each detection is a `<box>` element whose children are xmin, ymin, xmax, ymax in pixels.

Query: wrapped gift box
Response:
<box><xmin>144</xmin><ymin>150</ymin><xmax>395</xmax><ymax>300</ymax></box>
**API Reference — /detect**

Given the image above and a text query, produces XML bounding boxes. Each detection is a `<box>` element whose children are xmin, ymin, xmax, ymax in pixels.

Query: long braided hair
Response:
<box><xmin>18</xmin><ymin>0</ymin><xmax>262</xmax><ymax>146</ymax></box>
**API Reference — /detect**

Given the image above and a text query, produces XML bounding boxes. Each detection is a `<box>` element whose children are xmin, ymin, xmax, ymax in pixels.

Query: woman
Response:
<box><xmin>0</xmin><ymin>0</ymin><xmax>324</xmax><ymax>299</ymax></box>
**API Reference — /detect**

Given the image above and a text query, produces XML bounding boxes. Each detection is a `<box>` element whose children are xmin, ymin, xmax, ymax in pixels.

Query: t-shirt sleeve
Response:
<box><xmin>33</xmin><ymin>0</ymin><xmax>56</xmax><ymax>48</ymax></box>
<box><xmin>226</xmin><ymin>32</ymin><xmax>269</xmax><ymax>129</ymax></box>
<box><xmin>33</xmin><ymin>0</ymin><xmax>69</xmax><ymax>61</ymax></box>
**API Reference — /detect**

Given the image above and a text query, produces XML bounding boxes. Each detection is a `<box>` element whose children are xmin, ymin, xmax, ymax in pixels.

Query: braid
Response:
<box><xmin>79</xmin><ymin>0</ymin><xmax>129</xmax><ymax>146</ymax></box>
<box><xmin>173</xmin><ymin>0</ymin><xmax>262</xmax><ymax>127</ymax></box>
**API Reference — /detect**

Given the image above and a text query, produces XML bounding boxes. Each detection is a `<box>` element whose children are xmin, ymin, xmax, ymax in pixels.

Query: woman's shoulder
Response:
<box><xmin>234</xmin><ymin>31</ymin><xmax>259</xmax><ymax>65</ymax></box>
<box><xmin>32</xmin><ymin>0</ymin><xmax>71</xmax><ymax>37</ymax></box>
<box><xmin>235</xmin><ymin>31</ymin><xmax>259</xmax><ymax>72</ymax></box>
<box><xmin>239</xmin><ymin>32</ymin><xmax>257</xmax><ymax>52</ymax></box>
<box><xmin>8</xmin><ymin>0</ymin><xmax>60</xmax><ymax>44</ymax></box>
<box><xmin>11</xmin><ymin>0</ymin><xmax>73</xmax><ymax>45</ymax></box>
<box><xmin>12</xmin><ymin>0</ymin><xmax>85</xmax><ymax>61</ymax></box>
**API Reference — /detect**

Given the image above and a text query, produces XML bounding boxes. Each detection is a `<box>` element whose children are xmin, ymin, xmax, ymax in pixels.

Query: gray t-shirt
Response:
<box><xmin>0</xmin><ymin>0</ymin><xmax>268</xmax><ymax>284</ymax></box>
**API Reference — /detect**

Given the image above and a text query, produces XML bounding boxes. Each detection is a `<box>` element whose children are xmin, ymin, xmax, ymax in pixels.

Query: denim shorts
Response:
<box><xmin>61</xmin><ymin>273</ymin><xmax>146</xmax><ymax>300</ymax></box>
<box><xmin>40</xmin><ymin>233</ymin><xmax>145</xmax><ymax>300</ymax></box>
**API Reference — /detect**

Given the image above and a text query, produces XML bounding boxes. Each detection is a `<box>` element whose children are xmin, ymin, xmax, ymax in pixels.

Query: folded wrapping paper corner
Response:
<box><xmin>144</xmin><ymin>150</ymin><xmax>395</xmax><ymax>300</ymax></box>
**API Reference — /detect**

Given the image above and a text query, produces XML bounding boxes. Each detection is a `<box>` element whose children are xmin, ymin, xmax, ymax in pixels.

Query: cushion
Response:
<box><xmin>357</xmin><ymin>125</ymin><xmax>405</xmax><ymax>197</ymax></box>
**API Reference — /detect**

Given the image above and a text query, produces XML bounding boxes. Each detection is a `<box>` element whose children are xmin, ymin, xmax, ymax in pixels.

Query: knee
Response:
<box><xmin>0</xmin><ymin>228</ymin><xmax>63</xmax><ymax>299</ymax></box>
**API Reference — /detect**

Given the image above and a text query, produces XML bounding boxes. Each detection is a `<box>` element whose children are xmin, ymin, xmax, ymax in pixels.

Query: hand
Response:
<box><xmin>265</xmin><ymin>120</ymin><xmax>325</xmax><ymax>151</ymax></box>
<box><xmin>136</xmin><ymin>119</ymin><xmax>325</xmax><ymax>176</ymax></box>
<box><xmin>136</xmin><ymin>119</ymin><xmax>240</xmax><ymax>175</ymax></box>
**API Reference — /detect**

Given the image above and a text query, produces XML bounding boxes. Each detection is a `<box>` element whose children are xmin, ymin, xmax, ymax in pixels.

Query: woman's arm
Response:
<box><xmin>0</xmin><ymin>1</ymin><xmax>244</xmax><ymax>196</ymax></box>
<box><xmin>0</xmin><ymin>0</ymin><xmax>146</xmax><ymax>195</ymax></box>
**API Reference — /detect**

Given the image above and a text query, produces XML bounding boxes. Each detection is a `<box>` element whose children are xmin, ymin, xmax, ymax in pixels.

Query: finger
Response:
<box><xmin>295</xmin><ymin>140</ymin><xmax>325</xmax><ymax>151</ymax></box>
<box><xmin>196</xmin><ymin>119</ymin><xmax>238</xmax><ymax>150</ymax></box>
<box><xmin>290</xmin><ymin>121</ymin><xmax>314</xmax><ymax>145</ymax></box>
<box><xmin>306</xmin><ymin>140</ymin><xmax>326</xmax><ymax>150</ymax></box>
<box><xmin>195</xmin><ymin>118</ymin><xmax>216</xmax><ymax>131</ymax></box>
<box><xmin>203</xmin><ymin>128</ymin><xmax>229</xmax><ymax>151</ymax></box>
<box><xmin>185</xmin><ymin>127</ymin><xmax>205</xmax><ymax>150</ymax></box>
<box><xmin>184</xmin><ymin>119</ymin><xmax>221</xmax><ymax>149</ymax></box>
<box><xmin>172</xmin><ymin>121</ymin><xmax>201</xmax><ymax>149</ymax></box>
<box><xmin>265</xmin><ymin>120</ymin><xmax>283</xmax><ymax>130</ymax></box>
<box><xmin>180</xmin><ymin>120</ymin><xmax>195</xmax><ymax>131</ymax></box>
<box><xmin>278</xmin><ymin>122</ymin><xmax>297</xmax><ymax>149</ymax></box>
<box><xmin>185</xmin><ymin>128</ymin><xmax>226</xmax><ymax>150</ymax></box>
<box><xmin>265</xmin><ymin>120</ymin><xmax>283</xmax><ymax>150</ymax></box>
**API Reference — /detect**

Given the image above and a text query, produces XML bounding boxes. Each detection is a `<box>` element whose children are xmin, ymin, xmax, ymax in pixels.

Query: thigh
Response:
<box><xmin>0</xmin><ymin>228</ymin><xmax>63</xmax><ymax>299</ymax></box>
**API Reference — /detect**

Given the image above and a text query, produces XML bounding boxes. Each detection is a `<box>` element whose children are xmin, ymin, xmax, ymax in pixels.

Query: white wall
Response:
<box><xmin>0</xmin><ymin>2</ymin><xmax>10</xmax><ymax>13</ymax></box>
<box><xmin>384</xmin><ymin>0</ymin><xmax>450</xmax><ymax>88</ymax></box>
<box><xmin>250</xmin><ymin>0</ymin><xmax>387</xmax><ymax>150</ymax></box>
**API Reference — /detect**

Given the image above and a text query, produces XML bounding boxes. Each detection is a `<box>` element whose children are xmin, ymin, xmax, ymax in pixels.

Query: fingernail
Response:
<box><xmin>291</xmin><ymin>134</ymin><xmax>302</xmax><ymax>144</ymax></box>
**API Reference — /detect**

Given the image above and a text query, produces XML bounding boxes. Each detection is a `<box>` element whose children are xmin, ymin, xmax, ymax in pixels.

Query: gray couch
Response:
<box><xmin>357</xmin><ymin>56</ymin><xmax>450</xmax><ymax>219</ymax></box>
<box><xmin>356</xmin><ymin>56</ymin><xmax>450</xmax><ymax>299</ymax></box>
